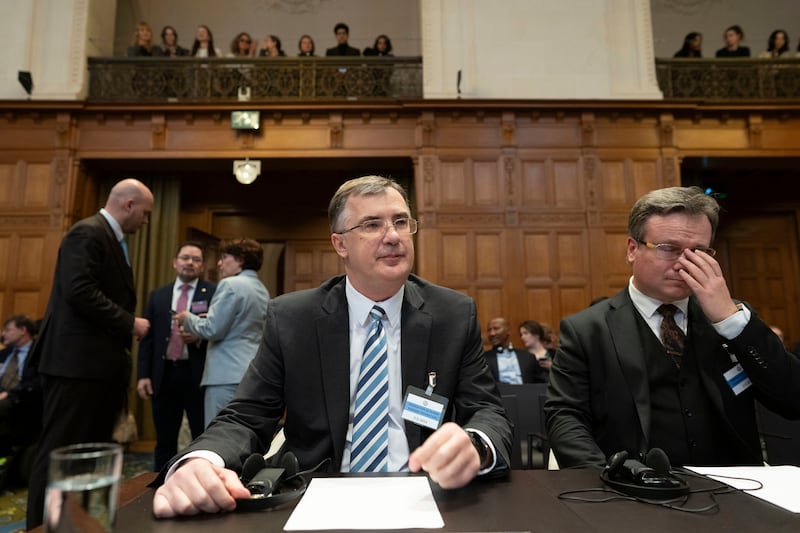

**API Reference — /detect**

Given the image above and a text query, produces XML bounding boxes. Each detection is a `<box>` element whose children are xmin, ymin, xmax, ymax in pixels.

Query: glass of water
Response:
<box><xmin>44</xmin><ymin>442</ymin><xmax>123</xmax><ymax>532</ymax></box>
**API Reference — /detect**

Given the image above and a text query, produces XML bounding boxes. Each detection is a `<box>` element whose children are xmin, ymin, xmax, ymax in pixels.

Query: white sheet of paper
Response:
<box><xmin>685</xmin><ymin>465</ymin><xmax>800</xmax><ymax>513</ymax></box>
<box><xmin>283</xmin><ymin>476</ymin><xmax>444</xmax><ymax>530</ymax></box>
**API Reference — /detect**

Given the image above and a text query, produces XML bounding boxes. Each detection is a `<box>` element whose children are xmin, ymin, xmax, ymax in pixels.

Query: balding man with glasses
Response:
<box><xmin>151</xmin><ymin>175</ymin><xmax>512</xmax><ymax>518</ymax></box>
<box><xmin>546</xmin><ymin>186</ymin><xmax>800</xmax><ymax>469</ymax></box>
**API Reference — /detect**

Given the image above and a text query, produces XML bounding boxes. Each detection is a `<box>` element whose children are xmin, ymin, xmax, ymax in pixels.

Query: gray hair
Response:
<box><xmin>328</xmin><ymin>176</ymin><xmax>411</xmax><ymax>232</ymax></box>
<box><xmin>628</xmin><ymin>186</ymin><xmax>720</xmax><ymax>242</ymax></box>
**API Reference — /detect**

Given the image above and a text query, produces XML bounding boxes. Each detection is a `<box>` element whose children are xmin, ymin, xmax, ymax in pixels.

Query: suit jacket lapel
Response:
<box><xmin>607</xmin><ymin>290</ymin><xmax>651</xmax><ymax>451</ymax></box>
<box><xmin>97</xmin><ymin>214</ymin><xmax>135</xmax><ymax>291</ymax></box>
<box><xmin>317</xmin><ymin>280</ymin><xmax>352</xmax><ymax>468</ymax></box>
<box><xmin>400</xmin><ymin>281</ymin><xmax>432</xmax><ymax>448</ymax></box>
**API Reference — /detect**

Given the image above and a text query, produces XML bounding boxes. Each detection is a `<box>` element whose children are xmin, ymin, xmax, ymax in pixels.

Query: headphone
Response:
<box><xmin>600</xmin><ymin>448</ymin><xmax>689</xmax><ymax>500</ymax></box>
<box><xmin>234</xmin><ymin>448</ymin><xmax>308</xmax><ymax>512</ymax></box>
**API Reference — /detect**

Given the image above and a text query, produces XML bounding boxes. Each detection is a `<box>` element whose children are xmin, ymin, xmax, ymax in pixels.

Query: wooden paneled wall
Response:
<box><xmin>1</xmin><ymin>101</ymin><xmax>799</xmax><ymax>348</ymax></box>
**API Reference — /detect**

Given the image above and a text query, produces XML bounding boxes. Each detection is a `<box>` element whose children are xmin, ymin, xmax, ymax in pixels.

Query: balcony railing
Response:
<box><xmin>87</xmin><ymin>57</ymin><xmax>423</xmax><ymax>102</ymax></box>
<box><xmin>656</xmin><ymin>58</ymin><xmax>800</xmax><ymax>99</ymax></box>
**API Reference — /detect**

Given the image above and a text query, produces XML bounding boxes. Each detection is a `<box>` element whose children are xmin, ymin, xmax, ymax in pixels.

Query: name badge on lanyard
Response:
<box><xmin>401</xmin><ymin>372</ymin><xmax>448</xmax><ymax>430</ymax></box>
<box><xmin>724</xmin><ymin>363</ymin><xmax>752</xmax><ymax>396</ymax></box>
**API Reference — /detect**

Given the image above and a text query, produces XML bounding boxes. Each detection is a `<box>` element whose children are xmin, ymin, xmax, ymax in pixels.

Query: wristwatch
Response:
<box><xmin>467</xmin><ymin>430</ymin><xmax>490</xmax><ymax>469</ymax></box>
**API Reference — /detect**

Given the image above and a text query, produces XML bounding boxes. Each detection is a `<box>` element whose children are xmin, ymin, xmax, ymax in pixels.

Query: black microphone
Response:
<box><xmin>240</xmin><ymin>453</ymin><xmax>266</xmax><ymax>485</ymax></box>
<box><xmin>246</xmin><ymin>467</ymin><xmax>286</xmax><ymax>497</ymax></box>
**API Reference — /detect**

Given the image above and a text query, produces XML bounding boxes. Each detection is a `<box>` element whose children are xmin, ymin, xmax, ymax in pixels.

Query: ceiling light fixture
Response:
<box><xmin>233</xmin><ymin>158</ymin><xmax>261</xmax><ymax>185</ymax></box>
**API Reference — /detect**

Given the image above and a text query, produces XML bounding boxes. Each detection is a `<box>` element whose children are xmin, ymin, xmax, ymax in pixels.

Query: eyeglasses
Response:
<box><xmin>177</xmin><ymin>254</ymin><xmax>203</xmax><ymax>263</ymax></box>
<box><xmin>336</xmin><ymin>217</ymin><xmax>418</xmax><ymax>236</ymax></box>
<box><xmin>637</xmin><ymin>240</ymin><xmax>716</xmax><ymax>260</ymax></box>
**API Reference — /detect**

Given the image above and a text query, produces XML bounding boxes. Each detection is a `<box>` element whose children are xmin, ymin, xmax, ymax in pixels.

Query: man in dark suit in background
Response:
<box><xmin>26</xmin><ymin>178</ymin><xmax>154</xmax><ymax>529</ymax></box>
<box><xmin>152</xmin><ymin>175</ymin><xmax>511</xmax><ymax>518</ymax></box>
<box><xmin>137</xmin><ymin>242</ymin><xmax>216</xmax><ymax>471</ymax></box>
<box><xmin>0</xmin><ymin>314</ymin><xmax>40</xmax><ymax>458</ymax></box>
<box><xmin>483</xmin><ymin>317</ymin><xmax>546</xmax><ymax>384</ymax></box>
<box><xmin>325</xmin><ymin>22</ymin><xmax>360</xmax><ymax>56</ymax></box>
<box><xmin>545</xmin><ymin>186</ymin><xmax>800</xmax><ymax>469</ymax></box>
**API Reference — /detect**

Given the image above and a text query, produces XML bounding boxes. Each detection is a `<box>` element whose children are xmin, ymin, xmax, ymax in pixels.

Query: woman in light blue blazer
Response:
<box><xmin>178</xmin><ymin>238</ymin><xmax>270</xmax><ymax>427</ymax></box>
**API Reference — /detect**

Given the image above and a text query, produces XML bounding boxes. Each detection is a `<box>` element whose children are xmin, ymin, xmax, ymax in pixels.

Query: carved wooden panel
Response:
<box><xmin>440</xmin><ymin>233</ymin><xmax>468</xmax><ymax>280</ymax></box>
<box><xmin>12</xmin><ymin>290</ymin><xmax>40</xmax><ymax>318</ymax></box>
<box><xmin>17</xmin><ymin>235</ymin><xmax>46</xmax><ymax>283</ymax></box>
<box><xmin>0</xmin><ymin>164</ymin><xmax>15</xmax><ymax>205</ymax></box>
<box><xmin>474</xmin><ymin>233</ymin><xmax>503</xmax><ymax>279</ymax></box>
<box><xmin>0</xmin><ymin>235</ymin><xmax>9</xmax><ymax>284</ymax></box>
<box><xmin>23</xmin><ymin>163</ymin><xmax>51</xmax><ymax>207</ymax></box>
<box><xmin>439</xmin><ymin>161</ymin><xmax>468</xmax><ymax>207</ymax></box>
<box><xmin>284</xmin><ymin>240</ymin><xmax>343</xmax><ymax>294</ymax></box>
<box><xmin>473</xmin><ymin>161</ymin><xmax>500</xmax><ymax>206</ymax></box>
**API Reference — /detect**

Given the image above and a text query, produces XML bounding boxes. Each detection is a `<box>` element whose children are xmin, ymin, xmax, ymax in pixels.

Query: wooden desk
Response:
<box><xmin>116</xmin><ymin>470</ymin><xmax>799</xmax><ymax>532</ymax></box>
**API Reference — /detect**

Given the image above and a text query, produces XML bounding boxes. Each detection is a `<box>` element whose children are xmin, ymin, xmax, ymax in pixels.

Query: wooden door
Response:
<box><xmin>284</xmin><ymin>240</ymin><xmax>344</xmax><ymax>293</ymax></box>
<box><xmin>715</xmin><ymin>213</ymin><xmax>800</xmax><ymax>345</ymax></box>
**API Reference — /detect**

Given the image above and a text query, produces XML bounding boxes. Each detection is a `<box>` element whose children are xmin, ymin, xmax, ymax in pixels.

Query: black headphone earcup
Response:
<box><xmin>604</xmin><ymin>450</ymin><xmax>628</xmax><ymax>477</ymax></box>
<box><xmin>645</xmin><ymin>447</ymin><xmax>671</xmax><ymax>477</ymax></box>
<box><xmin>280</xmin><ymin>451</ymin><xmax>299</xmax><ymax>478</ymax></box>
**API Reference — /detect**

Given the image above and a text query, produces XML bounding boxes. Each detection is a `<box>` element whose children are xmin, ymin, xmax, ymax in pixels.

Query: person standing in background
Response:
<box><xmin>137</xmin><ymin>242</ymin><xmax>217</xmax><ymax>471</ymax></box>
<box><xmin>176</xmin><ymin>238</ymin><xmax>269</xmax><ymax>427</ymax></box>
<box><xmin>26</xmin><ymin>178</ymin><xmax>154</xmax><ymax>529</ymax></box>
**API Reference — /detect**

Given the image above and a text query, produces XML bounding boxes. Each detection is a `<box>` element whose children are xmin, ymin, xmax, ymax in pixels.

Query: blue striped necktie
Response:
<box><xmin>120</xmin><ymin>238</ymin><xmax>130</xmax><ymax>265</ymax></box>
<box><xmin>351</xmin><ymin>305</ymin><xmax>389</xmax><ymax>472</ymax></box>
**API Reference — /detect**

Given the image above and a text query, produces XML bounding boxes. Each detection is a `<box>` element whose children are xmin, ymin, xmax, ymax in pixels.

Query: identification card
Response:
<box><xmin>724</xmin><ymin>363</ymin><xmax>752</xmax><ymax>396</ymax></box>
<box><xmin>401</xmin><ymin>386</ymin><xmax>448</xmax><ymax>430</ymax></box>
<box><xmin>191</xmin><ymin>300</ymin><xmax>209</xmax><ymax>314</ymax></box>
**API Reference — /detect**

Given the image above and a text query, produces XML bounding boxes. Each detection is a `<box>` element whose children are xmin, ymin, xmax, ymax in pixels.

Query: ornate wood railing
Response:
<box><xmin>87</xmin><ymin>57</ymin><xmax>423</xmax><ymax>102</ymax></box>
<box><xmin>656</xmin><ymin>58</ymin><xmax>800</xmax><ymax>99</ymax></box>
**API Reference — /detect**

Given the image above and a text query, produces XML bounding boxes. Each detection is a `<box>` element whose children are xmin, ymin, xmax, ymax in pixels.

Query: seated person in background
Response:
<box><xmin>0</xmin><ymin>314</ymin><xmax>41</xmax><ymax>458</ymax></box>
<box><xmin>229</xmin><ymin>32</ymin><xmax>255</xmax><ymax>57</ymax></box>
<box><xmin>297</xmin><ymin>34</ymin><xmax>316</xmax><ymax>56</ymax></box>
<box><xmin>364</xmin><ymin>34</ymin><xmax>394</xmax><ymax>56</ymax></box>
<box><xmin>160</xmin><ymin>25</ymin><xmax>189</xmax><ymax>57</ymax></box>
<box><xmin>546</xmin><ymin>186</ymin><xmax>800</xmax><ymax>469</ymax></box>
<box><xmin>191</xmin><ymin>25</ymin><xmax>222</xmax><ymax>57</ymax></box>
<box><xmin>325</xmin><ymin>22</ymin><xmax>360</xmax><ymax>56</ymax></box>
<box><xmin>152</xmin><ymin>176</ymin><xmax>512</xmax><ymax>518</ymax></box>
<box><xmin>519</xmin><ymin>320</ymin><xmax>554</xmax><ymax>373</ymax></box>
<box><xmin>715</xmin><ymin>25</ymin><xmax>750</xmax><ymax>57</ymax></box>
<box><xmin>127</xmin><ymin>21</ymin><xmax>162</xmax><ymax>57</ymax></box>
<box><xmin>483</xmin><ymin>317</ymin><xmax>546</xmax><ymax>384</ymax></box>
<box><xmin>258</xmin><ymin>35</ymin><xmax>286</xmax><ymax>57</ymax></box>
<box><xmin>758</xmin><ymin>30</ymin><xmax>791</xmax><ymax>58</ymax></box>
<box><xmin>673</xmin><ymin>32</ymin><xmax>702</xmax><ymax>57</ymax></box>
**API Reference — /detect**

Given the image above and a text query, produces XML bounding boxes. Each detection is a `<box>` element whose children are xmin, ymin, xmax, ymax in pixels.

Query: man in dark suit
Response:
<box><xmin>0</xmin><ymin>314</ymin><xmax>40</xmax><ymax>455</ymax></box>
<box><xmin>152</xmin><ymin>176</ymin><xmax>512</xmax><ymax>518</ymax></box>
<box><xmin>483</xmin><ymin>317</ymin><xmax>546</xmax><ymax>384</ymax></box>
<box><xmin>545</xmin><ymin>186</ymin><xmax>800</xmax><ymax>469</ymax></box>
<box><xmin>137</xmin><ymin>242</ymin><xmax>216</xmax><ymax>471</ymax></box>
<box><xmin>26</xmin><ymin>178</ymin><xmax>154</xmax><ymax>529</ymax></box>
<box><xmin>325</xmin><ymin>22</ymin><xmax>360</xmax><ymax>56</ymax></box>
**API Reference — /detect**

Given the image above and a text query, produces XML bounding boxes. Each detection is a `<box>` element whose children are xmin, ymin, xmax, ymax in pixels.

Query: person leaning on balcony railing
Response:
<box><xmin>715</xmin><ymin>24</ymin><xmax>751</xmax><ymax>57</ymax></box>
<box><xmin>364</xmin><ymin>34</ymin><xmax>394</xmax><ymax>57</ymax></box>
<box><xmin>191</xmin><ymin>24</ymin><xmax>222</xmax><ymax>58</ymax></box>
<box><xmin>758</xmin><ymin>30</ymin><xmax>791</xmax><ymax>59</ymax></box>
<box><xmin>229</xmin><ymin>32</ymin><xmax>256</xmax><ymax>58</ymax></box>
<box><xmin>673</xmin><ymin>32</ymin><xmax>702</xmax><ymax>58</ymax></box>
<box><xmin>160</xmin><ymin>25</ymin><xmax>190</xmax><ymax>57</ymax></box>
<box><xmin>127</xmin><ymin>21</ymin><xmax>163</xmax><ymax>57</ymax></box>
<box><xmin>297</xmin><ymin>34</ymin><xmax>316</xmax><ymax>57</ymax></box>
<box><xmin>258</xmin><ymin>35</ymin><xmax>287</xmax><ymax>57</ymax></box>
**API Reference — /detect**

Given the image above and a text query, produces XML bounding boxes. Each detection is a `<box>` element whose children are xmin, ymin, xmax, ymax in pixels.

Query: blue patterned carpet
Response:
<box><xmin>0</xmin><ymin>450</ymin><xmax>153</xmax><ymax>533</ymax></box>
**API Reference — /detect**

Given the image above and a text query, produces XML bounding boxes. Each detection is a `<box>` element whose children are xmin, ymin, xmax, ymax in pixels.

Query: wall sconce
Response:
<box><xmin>233</xmin><ymin>158</ymin><xmax>261</xmax><ymax>185</ymax></box>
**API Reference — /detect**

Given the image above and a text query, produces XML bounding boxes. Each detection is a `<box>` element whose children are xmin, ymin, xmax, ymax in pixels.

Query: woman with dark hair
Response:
<box><xmin>673</xmin><ymin>32</ymin><xmax>702</xmax><ymax>58</ymax></box>
<box><xmin>715</xmin><ymin>24</ymin><xmax>750</xmax><ymax>57</ymax></box>
<box><xmin>229</xmin><ymin>32</ymin><xmax>254</xmax><ymax>57</ymax></box>
<box><xmin>297</xmin><ymin>34</ymin><xmax>316</xmax><ymax>57</ymax></box>
<box><xmin>176</xmin><ymin>238</ymin><xmax>270</xmax><ymax>427</ymax></box>
<box><xmin>519</xmin><ymin>320</ymin><xmax>555</xmax><ymax>372</ymax></box>
<box><xmin>259</xmin><ymin>35</ymin><xmax>286</xmax><ymax>57</ymax></box>
<box><xmin>160</xmin><ymin>25</ymin><xmax>189</xmax><ymax>57</ymax></box>
<box><xmin>191</xmin><ymin>25</ymin><xmax>222</xmax><ymax>57</ymax></box>
<box><xmin>364</xmin><ymin>34</ymin><xmax>394</xmax><ymax>56</ymax></box>
<box><xmin>759</xmin><ymin>30</ymin><xmax>790</xmax><ymax>58</ymax></box>
<box><xmin>127</xmin><ymin>21</ymin><xmax>162</xmax><ymax>57</ymax></box>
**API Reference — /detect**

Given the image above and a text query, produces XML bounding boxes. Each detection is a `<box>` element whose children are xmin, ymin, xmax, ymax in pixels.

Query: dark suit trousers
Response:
<box><xmin>26</xmin><ymin>375</ymin><xmax>124</xmax><ymax>529</ymax></box>
<box><xmin>152</xmin><ymin>362</ymin><xmax>205</xmax><ymax>471</ymax></box>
